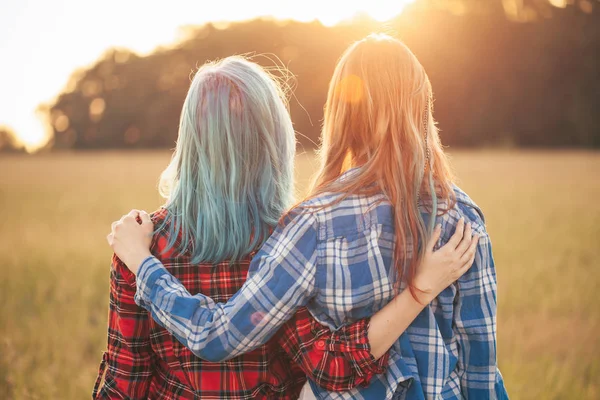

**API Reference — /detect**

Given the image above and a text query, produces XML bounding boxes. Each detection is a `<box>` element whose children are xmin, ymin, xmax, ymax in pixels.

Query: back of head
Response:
<box><xmin>160</xmin><ymin>56</ymin><xmax>296</xmax><ymax>263</ymax></box>
<box><xmin>312</xmin><ymin>34</ymin><xmax>455</xmax><ymax>294</ymax></box>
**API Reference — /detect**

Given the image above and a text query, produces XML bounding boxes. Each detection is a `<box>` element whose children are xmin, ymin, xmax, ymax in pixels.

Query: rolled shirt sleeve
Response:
<box><xmin>275</xmin><ymin>307</ymin><xmax>389</xmax><ymax>391</ymax></box>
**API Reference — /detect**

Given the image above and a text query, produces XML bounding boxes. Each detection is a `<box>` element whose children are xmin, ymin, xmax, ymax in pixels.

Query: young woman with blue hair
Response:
<box><xmin>103</xmin><ymin>35</ymin><xmax>504</xmax><ymax>399</ymax></box>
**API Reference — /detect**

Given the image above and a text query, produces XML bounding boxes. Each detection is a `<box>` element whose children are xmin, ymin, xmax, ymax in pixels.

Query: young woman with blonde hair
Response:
<box><xmin>108</xmin><ymin>35</ymin><xmax>507</xmax><ymax>399</ymax></box>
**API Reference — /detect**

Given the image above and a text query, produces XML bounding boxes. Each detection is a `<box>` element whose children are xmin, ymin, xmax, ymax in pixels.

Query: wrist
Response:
<box><xmin>399</xmin><ymin>288</ymin><xmax>430</xmax><ymax>310</ymax></box>
<box><xmin>412</xmin><ymin>277</ymin><xmax>439</xmax><ymax>305</ymax></box>
<box><xmin>125</xmin><ymin>250</ymin><xmax>152</xmax><ymax>275</ymax></box>
<box><xmin>416</xmin><ymin>289</ymin><xmax>435</xmax><ymax>305</ymax></box>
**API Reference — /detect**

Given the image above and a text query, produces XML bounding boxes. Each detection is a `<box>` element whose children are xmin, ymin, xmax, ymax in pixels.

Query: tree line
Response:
<box><xmin>38</xmin><ymin>1</ymin><xmax>599</xmax><ymax>151</ymax></box>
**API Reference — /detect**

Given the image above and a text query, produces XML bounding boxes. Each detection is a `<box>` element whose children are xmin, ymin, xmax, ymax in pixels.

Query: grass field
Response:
<box><xmin>0</xmin><ymin>150</ymin><xmax>599</xmax><ymax>399</ymax></box>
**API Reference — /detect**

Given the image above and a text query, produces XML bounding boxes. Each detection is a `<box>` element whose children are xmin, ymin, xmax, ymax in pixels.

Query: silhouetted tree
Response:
<box><xmin>44</xmin><ymin>0</ymin><xmax>600</xmax><ymax>150</ymax></box>
<box><xmin>0</xmin><ymin>126</ymin><xmax>25</xmax><ymax>153</ymax></box>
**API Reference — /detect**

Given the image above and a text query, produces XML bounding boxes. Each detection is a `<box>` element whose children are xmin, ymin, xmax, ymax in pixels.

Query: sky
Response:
<box><xmin>0</xmin><ymin>0</ymin><xmax>415</xmax><ymax>152</ymax></box>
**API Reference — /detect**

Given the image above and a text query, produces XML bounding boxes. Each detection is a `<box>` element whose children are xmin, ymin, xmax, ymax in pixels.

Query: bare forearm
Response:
<box><xmin>367</xmin><ymin>290</ymin><xmax>426</xmax><ymax>359</ymax></box>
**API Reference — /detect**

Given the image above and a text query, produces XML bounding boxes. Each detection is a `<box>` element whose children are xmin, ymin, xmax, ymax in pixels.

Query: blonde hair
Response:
<box><xmin>309</xmin><ymin>34</ymin><xmax>455</xmax><ymax>296</ymax></box>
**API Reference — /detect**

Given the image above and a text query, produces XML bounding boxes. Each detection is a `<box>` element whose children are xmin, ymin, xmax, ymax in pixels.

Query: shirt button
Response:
<box><xmin>316</xmin><ymin>340</ymin><xmax>325</xmax><ymax>349</ymax></box>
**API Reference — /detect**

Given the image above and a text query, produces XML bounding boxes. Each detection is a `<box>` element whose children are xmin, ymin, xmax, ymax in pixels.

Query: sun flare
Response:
<box><xmin>20</xmin><ymin>130</ymin><xmax>48</xmax><ymax>152</ymax></box>
<box><xmin>13</xmin><ymin>118</ymin><xmax>50</xmax><ymax>153</ymax></box>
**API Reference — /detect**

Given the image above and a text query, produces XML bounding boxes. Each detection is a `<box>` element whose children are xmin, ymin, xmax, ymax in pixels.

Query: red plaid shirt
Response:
<box><xmin>93</xmin><ymin>209</ymin><xmax>388</xmax><ymax>399</ymax></box>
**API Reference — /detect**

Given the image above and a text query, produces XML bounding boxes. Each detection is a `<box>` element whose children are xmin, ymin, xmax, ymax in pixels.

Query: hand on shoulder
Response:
<box><xmin>107</xmin><ymin>209</ymin><xmax>154</xmax><ymax>275</ymax></box>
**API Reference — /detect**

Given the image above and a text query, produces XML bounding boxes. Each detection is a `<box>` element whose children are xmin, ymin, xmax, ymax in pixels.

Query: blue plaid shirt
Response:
<box><xmin>135</xmin><ymin>183</ymin><xmax>508</xmax><ymax>399</ymax></box>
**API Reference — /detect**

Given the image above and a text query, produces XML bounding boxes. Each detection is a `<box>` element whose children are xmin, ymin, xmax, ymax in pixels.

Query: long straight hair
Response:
<box><xmin>159</xmin><ymin>56</ymin><xmax>296</xmax><ymax>263</ymax></box>
<box><xmin>309</xmin><ymin>34</ymin><xmax>456</xmax><ymax>297</ymax></box>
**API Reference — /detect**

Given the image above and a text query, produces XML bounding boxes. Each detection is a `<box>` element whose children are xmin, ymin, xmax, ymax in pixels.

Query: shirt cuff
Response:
<box><xmin>325</xmin><ymin>318</ymin><xmax>389</xmax><ymax>381</ymax></box>
<box><xmin>134</xmin><ymin>256</ymin><xmax>168</xmax><ymax>308</ymax></box>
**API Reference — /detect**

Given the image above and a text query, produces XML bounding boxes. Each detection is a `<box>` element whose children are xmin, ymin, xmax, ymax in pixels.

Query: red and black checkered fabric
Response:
<box><xmin>93</xmin><ymin>208</ymin><xmax>388</xmax><ymax>399</ymax></box>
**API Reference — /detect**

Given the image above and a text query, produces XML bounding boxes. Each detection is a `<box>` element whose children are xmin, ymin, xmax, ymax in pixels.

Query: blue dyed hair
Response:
<box><xmin>158</xmin><ymin>56</ymin><xmax>296</xmax><ymax>263</ymax></box>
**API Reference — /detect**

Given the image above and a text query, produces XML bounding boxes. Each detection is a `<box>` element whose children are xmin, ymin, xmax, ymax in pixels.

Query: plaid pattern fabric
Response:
<box><xmin>135</xmin><ymin>182</ymin><xmax>509</xmax><ymax>399</ymax></box>
<box><xmin>93</xmin><ymin>208</ymin><xmax>388</xmax><ymax>399</ymax></box>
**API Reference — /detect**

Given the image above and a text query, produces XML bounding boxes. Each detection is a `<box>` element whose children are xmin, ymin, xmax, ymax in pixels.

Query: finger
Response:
<box><xmin>139</xmin><ymin>210</ymin><xmax>152</xmax><ymax>226</ymax></box>
<box><xmin>445</xmin><ymin>217</ymin><xmax>465</xmax><ymax>250</ymax></box>
<box><xmin>106</xmin><ymin>233</ymin><xmax>113</xmax><ymax>245</ymax></box>
<box><xmin>426</xmin><ymin>224</ymin><xmax>442</xmax><ymax>252</ymax></box>
<box><xmin>459</xmin><ymin>251</ymin><xmax>476</xmax><ymax>277</ymax></box>
<box><xmin>122</xmin><ymin>215</ymin><xmax>137</xmax><ymax>225</ymax></box>
<box><xmin>127</xmin><ymin>209</ymin><xmax>140</xmax><ymax>219</ymax></box>
<box><xmin>111</xmin><ymin>221</ymin><xmax>118</xmax><ymax>232</ymax></box>
<box><xmin>459</xmin><ymin>234</ymin><xmax>480</xmax><ymax>268</ymax></box>
<box><xmin>455</xmin><ymin>222</ymin><xmax>472</xmax><ymax>256</ymax></box>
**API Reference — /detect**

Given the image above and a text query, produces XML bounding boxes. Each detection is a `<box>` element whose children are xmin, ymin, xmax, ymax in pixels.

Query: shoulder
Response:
<box><xmin>438</xmin><ymin>185</ymin><xmax>488</xmax><ymax>240</ymax></box>
<box><xmin>453</xmin><ymin>185</ymin><xmax>486</xmax><ymax>227</ymax></box>
<box><xmin>148</xmin><ymin>207</ymin><xmax>177</xmax><ymax>257</ymax></box>
<box><xmin>296</xmin><ymin>191</ymin><xmax>393</xmax><ymax>240</ymax></box>
<box><xmin>150</xmin><ymin>207</ymin><xmax>169</xmax><ymax>226</ymax></box>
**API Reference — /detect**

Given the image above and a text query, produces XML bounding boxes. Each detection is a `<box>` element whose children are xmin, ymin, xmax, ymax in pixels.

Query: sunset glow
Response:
<box><xmin>18</xmin><ymin>120</ymin><xmax>48</xmax><ymax>153</ymax></box>
<box><xmin>1</xmin><ymin>0</ymin><xmax>418</xmax><ymax>152</ymax></box>
<box><xmin>285</xmin><ymin>1</ymin><xmax>416</xmax><ymax>26</ymax></box>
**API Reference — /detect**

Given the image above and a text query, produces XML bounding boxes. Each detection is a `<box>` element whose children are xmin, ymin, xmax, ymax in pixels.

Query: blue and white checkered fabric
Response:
<box><xmin>135</xmin><ymin>179</ymin><xmax>508</xmax><ymax>399</ymax></box>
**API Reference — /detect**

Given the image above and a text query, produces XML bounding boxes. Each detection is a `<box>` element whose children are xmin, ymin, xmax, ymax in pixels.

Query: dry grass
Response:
<box><xmin>0</xmin><ymin>150</ymin><xmax>598</xmax><ymax>399</ymax></box>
